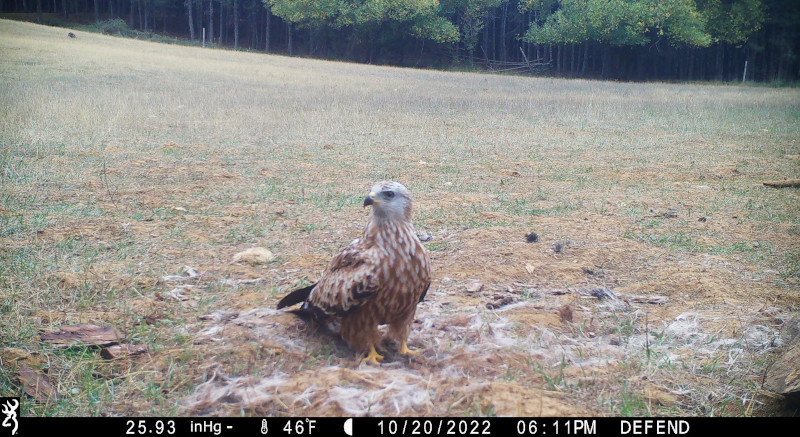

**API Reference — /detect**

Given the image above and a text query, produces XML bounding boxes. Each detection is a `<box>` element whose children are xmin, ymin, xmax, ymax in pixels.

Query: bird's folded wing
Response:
<box><xmin>307</xmin><ymin>242</ymin><xmax>380</xmax><ymax>317</ymax></box>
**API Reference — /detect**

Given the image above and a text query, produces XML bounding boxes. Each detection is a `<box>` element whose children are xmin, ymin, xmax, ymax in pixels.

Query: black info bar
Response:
<box><xmin>10</xmin><ymin>417</ymin><xmax>791</xmax><ymax>437</ymax></box>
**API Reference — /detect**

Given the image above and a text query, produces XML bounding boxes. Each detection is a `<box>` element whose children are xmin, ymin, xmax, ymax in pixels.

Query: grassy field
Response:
<box><xmin>1</xmin><ymin>18</ymin><xmax>799</xmax><ymax>417</ymax></box>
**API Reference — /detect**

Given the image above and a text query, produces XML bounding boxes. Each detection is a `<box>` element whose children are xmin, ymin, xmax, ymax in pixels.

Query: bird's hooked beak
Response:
<box><xmin>363</xmin><ymin>192</ymin><xmax>376</xmax><ymax>208</ymax></box>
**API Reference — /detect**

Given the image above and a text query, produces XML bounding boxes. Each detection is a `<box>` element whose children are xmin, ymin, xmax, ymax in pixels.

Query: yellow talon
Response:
<box><xmin>400</xmin><ymin>340</ymin><xmax>421</xmax><ymax>356</ymax></box>
<box><xmin>363</xmin><ymin>346</ymin><xmax>384</xmax><ymax>365</ymax></box>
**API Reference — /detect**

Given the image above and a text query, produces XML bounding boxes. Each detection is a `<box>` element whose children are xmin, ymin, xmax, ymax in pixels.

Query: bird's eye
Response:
<box><xmin>384</xmin><ymin>191</ymin><xmax>395</xmax><ymax>199</ymax></box>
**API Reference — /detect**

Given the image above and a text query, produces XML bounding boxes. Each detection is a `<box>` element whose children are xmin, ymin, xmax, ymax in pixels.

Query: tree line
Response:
<box><xmin>3</xmin><ymin>0</ymin><xmax>798</xmax><ymax>82</ymax></box>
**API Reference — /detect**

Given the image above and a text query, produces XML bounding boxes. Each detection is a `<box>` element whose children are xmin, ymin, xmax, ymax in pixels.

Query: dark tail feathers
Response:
<box><xmin>277</xmin><ymin>283</ymin><xmax>315</xmax><ymax>309</ymax></box>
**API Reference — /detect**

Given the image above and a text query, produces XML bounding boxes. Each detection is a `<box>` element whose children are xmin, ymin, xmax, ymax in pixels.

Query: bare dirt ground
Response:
<box><xmin>1</xmin><ymin>19</ymin><xmax>798</xmax><ymax>417</ymax></box>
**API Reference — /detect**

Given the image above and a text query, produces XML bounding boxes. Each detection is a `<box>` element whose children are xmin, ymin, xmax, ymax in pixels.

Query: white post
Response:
<box><xmin>742</xmin><ymin>60</ymin><xmax>748</xmax><ymax>83</ymax></box>
<box><xmin>203</xmin><ymin>27</ymin><xmax>206</xmax><ymax>48</ymax></box>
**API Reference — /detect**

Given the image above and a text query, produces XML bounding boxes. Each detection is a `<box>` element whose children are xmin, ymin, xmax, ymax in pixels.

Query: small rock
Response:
<box><xmin>231</xmin><ymin>247</ymin><xmax>275</xmax><ymax>265</ymax></box>
<box><xmin>525</xmin><ymin>232</ymin><xmax>539</xmax><ymax>243</ymax></box>
<box><xmin>417</xmin><ymin>230</ymin><xmax>432</xmax><ymax>242</ymax></box>
<box><xmin>466</xmin><ymin>282</ymin><xmax>483</xmax><ymax>293</ymax></box>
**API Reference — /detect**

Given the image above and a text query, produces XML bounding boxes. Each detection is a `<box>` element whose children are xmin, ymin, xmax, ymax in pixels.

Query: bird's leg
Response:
<box><xmin>399</xmin><ymin>339</ymin><xmax>421</xmax><ymax>356</ymax></box>
<box><xmin>363</xmin><ymin>345</ymin><xmax>384</xmax><ymax>365</ymax></box>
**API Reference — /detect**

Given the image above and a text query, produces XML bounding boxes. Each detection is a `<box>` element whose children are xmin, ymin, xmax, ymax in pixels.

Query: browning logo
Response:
<box><xmin>1</xmin><ymin>398</ymin><xmax>18</xmax><ymax>436</ymax></box>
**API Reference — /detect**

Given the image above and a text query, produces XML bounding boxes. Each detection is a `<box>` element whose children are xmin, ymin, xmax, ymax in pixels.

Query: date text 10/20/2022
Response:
<box><xmin>376</xmin><ymin>419</ymin><xmax>602</xmax><ymax>435</ymax></box>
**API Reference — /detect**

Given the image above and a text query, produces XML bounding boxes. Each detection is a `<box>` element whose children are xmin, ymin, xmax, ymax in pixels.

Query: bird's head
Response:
<box><xmin>363</xmin><ymin>181</ymin><xmax>412</xmax><ymax>222</ymax></box>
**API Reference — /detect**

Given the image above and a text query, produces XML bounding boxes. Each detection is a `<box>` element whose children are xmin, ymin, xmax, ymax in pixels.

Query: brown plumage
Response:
<box><xmin>277</xmin><ymin>181</ymin><xmax>431</xmax><ymax>364</ymax></box>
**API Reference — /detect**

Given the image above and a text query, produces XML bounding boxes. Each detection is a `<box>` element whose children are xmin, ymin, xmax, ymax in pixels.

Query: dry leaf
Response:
<box><xmin>625</xmin><ymin>294</ymin><xmax>669</xmax><ymax>305</ymax></box>
<box><xmin>163</xmin><ymin>266</ymin><xmax>200</xmax><ymax>283</ymax></box>
<box><xmin>486</xmin><ymin>295</ymin><xmax>513</xmax><ymax>309</ymax></box>
<box><xmin>100</xmin><ymin>344</ymin><xmax>148</xmax><ymax>360</ymax></box>
<box><xmin>18</xmin><ymin>363</ymin><xmax>59</xmax><ymax>402</ymax></box>
<box><xmin>219</xmin><ymin>278</ymin><xmax>265</xmax><ymax>287</ymax></box>
<box><xmin>643</xmin><ymin>382</ymin><xmax>679</xmax><ymax>406</ymax></box>
<box><xmin>167</xmin><ymin>286</ymin><xmax>193</xmax><ymax>301</ymax></box>
<box><xmin>1</xmin><ymin>347</ymin><xmax>41</xmax><ymax>368</ymax></box>
<box><xmin>558</xmin><ymin>304</ymin><xmax>573</xmax><ymax>323</ymax></box>
<box><xmin>525</xmin><ymin>263</ymin><xmax>536</xmax><ymax>275</ymax></box>
<box><xmin>162</xmin><ymin>274</ymin><xmax>187</xmax><ymax>283</ymax></box>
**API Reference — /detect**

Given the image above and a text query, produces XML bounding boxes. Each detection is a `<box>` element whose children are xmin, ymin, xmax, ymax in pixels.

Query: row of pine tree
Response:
<box><xmin>4</xmin><ymin>0</ymin><xmax>798</xmax><ymax>82</ymax></box>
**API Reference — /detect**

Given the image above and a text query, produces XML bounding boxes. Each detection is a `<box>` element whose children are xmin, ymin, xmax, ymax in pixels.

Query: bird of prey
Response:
<box><xmin>277</xmin><ymin>181</ymin><xmax>431</xmax><ymax>365</ymax></box>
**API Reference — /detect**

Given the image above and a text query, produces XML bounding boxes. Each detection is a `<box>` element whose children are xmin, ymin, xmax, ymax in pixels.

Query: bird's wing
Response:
<box><xmin>304</xmin><ymin>239</ymin><xmax>381</xmax><ymax>317</ymax></box>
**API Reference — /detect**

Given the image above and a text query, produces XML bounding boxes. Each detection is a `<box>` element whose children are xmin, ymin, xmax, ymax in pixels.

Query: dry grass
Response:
<box><xmin>1</xmin><ymin>18</ymin><xmax>799</xmax><ymax>417</ymax></box>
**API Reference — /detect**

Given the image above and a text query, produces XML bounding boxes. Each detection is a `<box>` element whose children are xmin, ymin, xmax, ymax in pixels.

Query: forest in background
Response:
<box><xmin>2</xmin><ymin>0</ymin><xmax>798</xmax><ymax>82</ymax></box>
